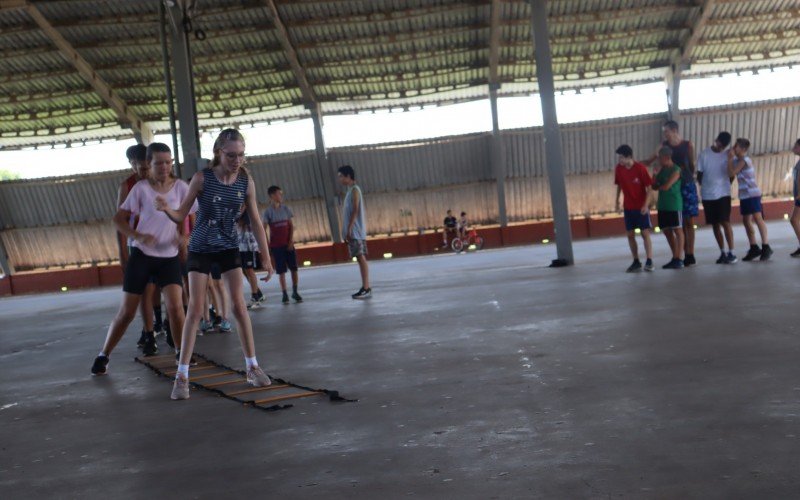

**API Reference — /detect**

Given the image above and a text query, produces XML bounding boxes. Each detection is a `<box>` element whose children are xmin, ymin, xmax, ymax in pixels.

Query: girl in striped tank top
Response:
<box><xmin>156</xmin><ymin>128</ymin><xmax>275</xmax><ymax>401</ymax></box>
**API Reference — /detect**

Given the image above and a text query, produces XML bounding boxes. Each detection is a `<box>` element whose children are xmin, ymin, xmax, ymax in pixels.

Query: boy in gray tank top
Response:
<box><xmin>338</xmin><ymin>165</ymin><xmax>371</xmax><ymax>299</ymax></box>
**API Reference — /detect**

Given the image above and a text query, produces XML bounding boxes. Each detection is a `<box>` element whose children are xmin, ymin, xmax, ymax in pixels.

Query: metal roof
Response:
<box><xmin>2</xmin><ymin>0</ymin><xmax>800</xmax><ymax>149</ymax></box>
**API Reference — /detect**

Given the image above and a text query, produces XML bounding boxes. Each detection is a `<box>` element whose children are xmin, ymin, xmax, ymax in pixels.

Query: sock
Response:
<box><xmin>98</xmin><ymin>351</ymin><xmax>108</xmax><ymax>358</ymax></box>
<box><xmin>633</xmin><ymin>258</ymin><xmax>640</xmax><ymax>263</ymax></box>
<box><xmin>154</xmin><ymin>307</ymin><xmax>162</xmax><ymax>324</ymax></box>
<box><xmin>292</xmin><ymin>285</ymin><xmax>298</xmax><ymax>293</ymax></box>
<box><xmin>245</xmin><ymin>356</ymin><xmax>258</xmax><ymax>369</ymax></box>
<box><xmin>176</xmin><ymin>364</ymin><xmax>189</xmax><ymax>379</ymax></box>
<box><xmin>282</xmin><ymin>290</ymin><xmax>288</xmax><ymax>296</ymax></box>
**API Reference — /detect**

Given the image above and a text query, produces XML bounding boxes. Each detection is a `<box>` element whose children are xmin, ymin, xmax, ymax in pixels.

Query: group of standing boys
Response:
<box><xmin>614</xmin><ymin>120</ymin><xmax>800</xmax><ymax>271</ymax></box>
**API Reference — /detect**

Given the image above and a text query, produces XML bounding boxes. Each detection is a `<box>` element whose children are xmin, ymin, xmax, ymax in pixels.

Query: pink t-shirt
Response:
<box><xmin>121</xmin><ymin>179</ymin><xmax>197</xmax><ymax>258</ymax></box>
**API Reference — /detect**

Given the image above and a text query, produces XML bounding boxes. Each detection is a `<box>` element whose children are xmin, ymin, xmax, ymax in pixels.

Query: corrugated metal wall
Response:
<box><xmin>2</xmin><ymin>98</ymin><xmax>799</xmax><ymax>270</ymax></box>
<box><xmin>327</xmin><ymin>133</ymin><xmax>492</xmax><ymax>192</ymax></box>
<box><xmin>0</xmin><ymin>170</ymin><xmax>127</xmax><ymax>230</ymax></box>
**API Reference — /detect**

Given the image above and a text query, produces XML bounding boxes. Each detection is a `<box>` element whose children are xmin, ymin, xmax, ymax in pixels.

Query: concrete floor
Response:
<box><xmin>2</xmin><ymin>220</ymin><xmax>800</xmax><ymax>499</ymax></box>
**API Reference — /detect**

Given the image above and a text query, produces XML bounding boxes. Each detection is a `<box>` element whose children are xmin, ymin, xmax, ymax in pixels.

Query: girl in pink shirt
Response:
<box><xmin>91</xmin><ymin>143</ymin><xmax>197</xmax><ymax>375</ymax></box>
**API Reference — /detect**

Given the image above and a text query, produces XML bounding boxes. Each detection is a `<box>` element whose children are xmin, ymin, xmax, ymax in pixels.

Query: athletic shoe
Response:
<box><xmin>662</xmin><ymin>258</ymin><xmax>684</xmax><ymax>269</ymax></box>
<box><xmin>219</xmin><ymin>319</ymin><xmax>232</xmax><ymax>333</ymax></box>
<box><xmin>246</xmin><ymin>366</ymin><xmax>271</xmax><ymax>387</ymax></box>
<box><xmin>626</xmin><ymin>260</ymin><xmax>642</xmax><ymax>273</ymax></box>
<box><xmin>743</xmin><ymin>245</ymin><xmax>761</xmax><ymax>261</ymax></box>
<box><xmin>198</xmin><ymin>319</ymin><xmax>212</xmax><ymax>334</ymax></box>
<box><xmin>246</xmin><ymin>298</ymin><xmax>260</xmax><ymax>310</ymax></box>
<box><xmin>760</xmin><ymin>244</ymin><xmax>773</xmax><ymax>261</ymax></box>
<box><xmin>256</xmin><ymin>290</ymin><xmax>265</xmax><ymax>303</ymax></box>
<box><xmin>791</xmin><ymin>248</ymin><xmax>800</xmax><ymax>258</ymax></box>
<box><xmin>716</xmin><ymin>253</ymin><xmax>727</xmax><ymax>264</ymax></box>
<box><xmin>142</xmin><ymin>334</ymin><xmax>158</xmax><ymax>356</ymax></box>
<box><xmin>725</xmin><ymin>252</ymin><xmax>738</xmax><ymax>264</ymax></box>
<box><xmin>352</xmin><ymin>287</ymin><xmax>372</xmax><ymax>299</ymax></box>
<box><xmin>175</xmin><ymin>353</ymin><xmax>198</xmax><ymax>366</ymax></box>
<box><xmin>643</xmin><ymin>259</ymin><xmax>654</xmax><ymax>272</ymax></box>
<box><xmin>170</xmin><ymin>374</ymin><xmax>190</xmax><ymax>400</ymax></box>
<box><xmin>212</xmin><ymin>315</ymin><xmax>221</xmax><ymax>329</ymax></box>
<box><xmin>136</xmin><ymin>329</ymin><xmax>147</xmax><ymax>348</ymax></box>
<box><xmin>282</xmin><ymin>292</ymin><xmax>290</xmax><ymax>304</ymax></box>
<box><xmin>164</xmin><ymin>323</ymin><xmax>174</xmax><ymax>348</ymax></box>
<box><xmin>292</xmin><ymin>291</ymin><xmax>303</xmax><ymax>303</ymax></box>
<box><xmin>683</xmin><ymin>254</ymin><xmax>696</xmax><ymax>267</ymax></box>
<box><xmin>153</xmin><ymin>320</ymin><xmax>163</xmax><ymax>335</ymax></box>
<box><xmin>91</xmin><ymin>355</ymin><xmax>109</xmax><ymax>375</ymax></box>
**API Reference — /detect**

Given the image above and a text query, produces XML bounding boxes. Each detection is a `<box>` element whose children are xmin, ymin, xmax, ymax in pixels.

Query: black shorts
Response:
<box><xmin>240</xmin><ymin>251</ymin><xmax>261</xmax><ymax>270</ymax></box>
<box><xmin>702</xmin><ymin>197</ymin><xmax>731</xmax><ymax>225</ymax></box>
<box><xmin>123</xmin><ymin>248</ymin><xmax>182</xmax><ymax>295</ymax></box>
<box><xmin>271</xmin><ymin>246</ymin><xmax>298</xmax><ymax>274</ymax></box>
<box><xmin>187</xmin><ymin>249</ymin><xmax>241</xmax><ymax>277</ymax></box>
<box><xmin>657</xmin><ymin>210</ymin><xmax>683</xmax><ymax>230</ymax></box>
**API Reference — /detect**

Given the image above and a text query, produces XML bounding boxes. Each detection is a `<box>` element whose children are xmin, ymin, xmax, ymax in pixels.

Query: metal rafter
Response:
<box><xmin>261</xmin><ymin>0</ymin><xmax>317</xmax><ymax>106</ymax></box>
<box><xmin>20</xmin><ymin>1</ymin><xmax>153</xmax><ymax>143</ymax></box>
<box><xmin>284</xmin><ymin>1</ymin><xmax>489</xmax><ymax>28</ymax></box>
<box><xmin>489</xmin><ymin>0</ymin><xmax>501</xmax><ymax>84</ymax></box>
<box><xmin>673</xmin><ymin>0</ymin><xmax>718</xmax><ymax>76</ymax></box>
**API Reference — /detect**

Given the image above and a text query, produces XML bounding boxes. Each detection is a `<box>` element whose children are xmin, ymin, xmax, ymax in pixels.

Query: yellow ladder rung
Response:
<box><xmin>252</xmin><ymin>391</ymin><xmax>321</xmax><ymax>405</ymax></box>
<box><xmin>190</xmin><ymin>370</ymin><xmax>237</xmax><ymax>381</ymax></box>
<box><xmin>163</xmin><ymin>364</ymin><xmax>215</xmax><ymax>376</ymax></box>
<box><xmin>225</xmin><ymin>384</ymin><xmax>290</xmax><ymax>397</ymax></box>
<box><xmin>204</xmin><ymin>378</ymin><xmax>247</xmax><ymax>388</ymax></box>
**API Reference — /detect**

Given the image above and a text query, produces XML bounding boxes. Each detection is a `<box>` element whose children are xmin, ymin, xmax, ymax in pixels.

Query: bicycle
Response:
<box><xmin>451</xmin><ymin>228</ymin><xmax>484</xmax><ymax>253</ymax></box>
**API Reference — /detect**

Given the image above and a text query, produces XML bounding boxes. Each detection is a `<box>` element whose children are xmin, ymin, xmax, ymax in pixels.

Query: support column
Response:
<box><xmin>311</xmin><ymin>105</ymin><xmax>342</xmax><ymax>243</ymax></box>
<box><xmin>165</xmin><ymin>1</ymin><xmax>202</xmax><ymax>178</ymax></box>
<box><xmin>0</xmin><ymin>233</ymin><xmax>13</xmax><ymax>277</ymax></box>
<box><xmin>159</xmin><ymin>0</ymin><xmax>182</xmax><ymax>177</ymax></box>
<box><xmin>489</xmin><ymin>84</ymin><xmax>508</xmax><ymax>227</ymax></box>
<box><xmin>666</xmin><ymin>66</ymin><xmax>681</xmax><ymax>120</ymax></box>
<box><xmin>530</xmin><ymin>0</ymin><xmax>574</xmax><ymax>265</ymax></box>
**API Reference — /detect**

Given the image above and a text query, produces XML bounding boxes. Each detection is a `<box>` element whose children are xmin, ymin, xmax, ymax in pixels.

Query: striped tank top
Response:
<box><xmin>189</xmin><ymin>168</ymin><xmax>248</xmax><ymax>253</ymax></box>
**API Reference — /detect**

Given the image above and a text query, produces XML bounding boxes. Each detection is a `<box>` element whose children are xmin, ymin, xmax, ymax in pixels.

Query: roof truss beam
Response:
<box><xmin>672</xmin><ymin>0</ymin><xmax>717</xmax><ymax>76</ymax></box>
<box><xmin>20</xmin><ymin>1</ymin><xmax>153</xmax><ymax>142</ymax></box>
<box><xmin>488</xmin><ymin>0</ymin><xmax>501</xmax><ymax>84</ymax></box>
<box><xmin>261</xmin><ymin>0</ymin><xmax>317</xmax><ymax>106</ymax></box>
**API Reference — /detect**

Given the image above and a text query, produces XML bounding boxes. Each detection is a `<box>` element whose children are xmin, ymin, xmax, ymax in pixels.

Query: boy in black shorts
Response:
<box><xmin>263</xmin><ymin>186</ymin><xmax>302</xmax><ymax>304</ymax></box>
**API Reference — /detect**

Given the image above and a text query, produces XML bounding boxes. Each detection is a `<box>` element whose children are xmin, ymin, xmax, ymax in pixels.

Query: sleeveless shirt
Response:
<box><xmin>664</xmin><ymin>140</ymin><xmax>693</xmax><ymax>185</ymax></box>
<box><xmin>188</xmin><ymin>168</ymin><xmax>249</xmax><ymax>253</ymax></box>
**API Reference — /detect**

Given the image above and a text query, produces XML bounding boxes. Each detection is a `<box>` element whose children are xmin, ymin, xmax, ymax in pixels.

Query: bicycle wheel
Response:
<box><xmin>473</xmin><ymin>236</ymin><xmax>484</xmax><ymax>250</ymax></box>
<box><xmin>451</xmin><ymin>238</ymin><xmax>464</xmax><ymax>253</ymax></box>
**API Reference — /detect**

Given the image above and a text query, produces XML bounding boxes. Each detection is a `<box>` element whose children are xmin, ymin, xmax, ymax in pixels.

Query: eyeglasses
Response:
<box><xmin>221</xmin><ymin>150</ymin><xmax>245</xmax><ymax>161</ymax></box>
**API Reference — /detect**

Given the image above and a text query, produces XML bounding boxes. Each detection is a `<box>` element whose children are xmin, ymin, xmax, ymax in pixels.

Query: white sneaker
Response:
<box><xmin>246</xmin><ymin>366</ymin><xmax>271</xmax><ymax>387</ymax></box>
<box><xmin>171</xmin><ymin>374</ymin><xmax>190</xmax><ymax>400</ymax></box>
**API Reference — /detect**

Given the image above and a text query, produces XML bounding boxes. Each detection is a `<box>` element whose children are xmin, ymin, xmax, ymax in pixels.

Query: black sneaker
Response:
<box><xmin>662</xmin><ymin>258</ymin><xmax>684</xmax><ymax>269</ymax></box>
<box><xmin>292</xmin><ymin>291</ymin><xmax>303</xmax><ymax>303</ymax></box>
<box><xmin>725</xmin><ymin>252</ymin><xmax>738</xmax><ymax>264</ymax></box>
<box><xmin>91</xmin><ymin>355</ymin><xmax>109</xmax><ymax>375</ymax></box>
<box><xmin>791</xmin><ymin>248</ymin><xmax>800</xmax><ymax>258</ymax></box>
<box><xmin>142</xmin><ymin>333</ymin><xmax>158</xmax><ymax>357</ymax></box>
<box><xmin>136</xmin><ymin>329</ymin><xmax>147</xmax><ymax>348</ymax></box>
<box><xmin>255</xmin><ymin>290</ymin><xmax>265</xmax><ymax>303</ymax></box>
<box><xmin>716</xmin><ymin>253</ymin><xmax>727</xmax><ymax>264</ymax></box>
<box><xmin>164</xmin><ymin>321</ymin><xmax>174</xmax><ymax>348</ymax></box>
<box><xmin>683</xmin><ymin>254</ymin><xmax>696</xmax><ymax>267</ymax></box>
<box><xmin>760</xmin><ymin>244</ymin><xmax>773</xmax><ymax>261</ymax></box>
<box><xmin>352</xmin><ymin>287</ymin><xmax>372</xmax><ymax>299</ymax></box>
<box><xmin>176</xmin><ymin>353</ymin><xmax>198</xmax><ymax>366</ymax></box>
<box><xmin>643</xmin><ymin>259</ymin><xmax>654</xmax><ymax>272</ymax></box>
<box><xmin>282</xmin><ymin>292</ymin><xmax>290</xmax><ymax>304</ymax></box>
<box><xmin>626</xmin><ymin>260</ymin><xmax>642</xmax><ymax>273</ymax></box>
<box><xmin>742</xmin><ymin>245</ymin><xmax>761</xmax><ymax>262</ymax></box>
